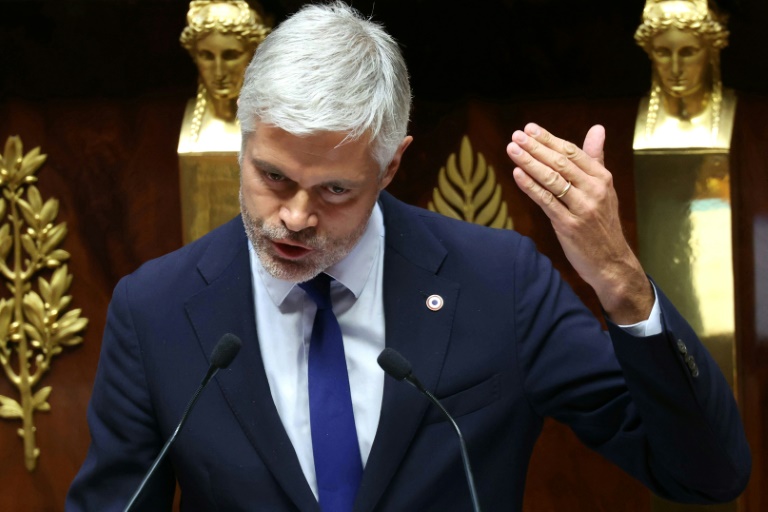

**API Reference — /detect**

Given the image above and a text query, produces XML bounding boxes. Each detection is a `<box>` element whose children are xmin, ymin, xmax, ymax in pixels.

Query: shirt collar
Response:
<box><xmin>250</xmin><ymin>202</ymin><xmax>385</xmax><ymax>306</ymax></box>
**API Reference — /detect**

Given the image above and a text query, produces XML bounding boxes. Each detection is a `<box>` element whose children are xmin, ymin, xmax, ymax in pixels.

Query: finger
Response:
<box><xmin>507</xmin><ymin>139</ymin><xmax>573</xmax><ymax>199</ymax></box>
<box><xmin>511</xmin><ymin>166</ymin><xmax>570</xmax><ymax>222</ymax></box>
<box><xmin>582</xmin><ymin>124</ymin><xmax>605</xmax><ymax>166</ymax></box>
<box><xmin>511</xmin><ymin>129</ymin><xmax>576</xmax><ymax>184</ymax></box>
<box><xmin>523</xmin><ymin>123</ymin><xmax>605</xmax><ymax>179</ymax></box>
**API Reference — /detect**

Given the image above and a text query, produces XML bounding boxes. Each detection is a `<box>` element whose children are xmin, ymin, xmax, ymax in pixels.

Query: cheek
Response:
<box><xmin>326</xmin><ymin>198</ymin><xmax>377</xmax><ymax>237</ymax></box>
<box><xmin>195</xmin><ymin>59</ymin><xmax>214</xmax><ymax>74</ymax></box>
<box><xmin>241</xmin><ymin>180</ymin><xmax>278</xmax><ymax>219</ymax></box>
<box><xmin>231</xmin><ymin>57</ymin><xmax>250</xmax><ymax>72</ymax></box>
<box><xmin>231</xmin><ymin>69</ymin><xmax>246</xmax><ymax>87</ymax></box>
<box><xmin>652</xmin><ymin>60</ymin><xmax>671</xmax><ymax>76</ymax></box>
<box><xmin>684</xmin><ymin>61</ymin><xmax>706</xmax><ymax>80</ymax></box>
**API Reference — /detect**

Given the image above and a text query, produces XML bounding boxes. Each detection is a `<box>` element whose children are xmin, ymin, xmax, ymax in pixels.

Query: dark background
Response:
<box><xmin>0</xmin><ymin>1</ymin><xmax>766</xmax><ymax>510</ymax></box>
<box><xmin>3</xmin><ymin>0</ymin><xmax>767</xmax><ymax>101</ymax></box>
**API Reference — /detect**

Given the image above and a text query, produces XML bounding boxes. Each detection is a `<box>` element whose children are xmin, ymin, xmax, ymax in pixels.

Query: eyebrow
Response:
<box><xmin>250</xmin><ymin>157</ymin><xmax>284</xmax><ymax>175</ymax></box>
<box><xmin>250</xmin><ymin>157</ymin><xmax>365</xmax><ymax>189</ymax></box>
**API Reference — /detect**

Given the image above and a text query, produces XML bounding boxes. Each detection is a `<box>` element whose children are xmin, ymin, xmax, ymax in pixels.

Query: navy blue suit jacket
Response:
<box><xmin>67</xmin><ymin>191</ymin><xmax>750</xmax><ymax>511</ymax></box>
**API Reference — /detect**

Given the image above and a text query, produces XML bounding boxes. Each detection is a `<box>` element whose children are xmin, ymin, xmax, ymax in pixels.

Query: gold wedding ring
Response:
<box><xmin>555</xmin><ymin>180</ymin><xmax>572</xmax><ymax>199</ymax></box>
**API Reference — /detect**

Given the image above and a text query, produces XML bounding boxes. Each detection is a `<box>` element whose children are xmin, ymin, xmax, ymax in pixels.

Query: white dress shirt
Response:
<box><xmin>248</xmin><ymin>202</ymin><xmax>661</xmax><ymax>498</ymax></box>
<box><xmin>249</xmin><ymin>203</ymin><xmax>387</xmax><ymax>499</ymax></box>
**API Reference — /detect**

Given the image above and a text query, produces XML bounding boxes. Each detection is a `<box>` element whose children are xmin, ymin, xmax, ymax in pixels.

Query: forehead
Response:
<box><xmin>196</xmin><ymin>31</ymin><xmax>246</xmax><ymax>51</ymax></box>
<box><xmin>246</xmin><ymin>124</ymin><xmax>378</xmax><ymax>177</ymax></box>
<box><xmin>652</xmin><ymin>27</ymin><xmax>703</xmax><ymax>49</ymax></box>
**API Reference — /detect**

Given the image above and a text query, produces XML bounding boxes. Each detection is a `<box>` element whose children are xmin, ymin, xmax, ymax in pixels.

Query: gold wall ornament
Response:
<box><xmin>428</xmin><ymin>135</ymin><xmax>514</xmax><ymax>230</ymax></box>
<box><xmin>0</xmin><ymin>136</ymin><xmax>88</xmax><ymax>472</ymax></box>
<box><xmin>178</xmin><ymin>1</ymin><xmax>272</xmax><ymax>244</ymax></box>
<box><xmin>633</xmin><ymin>0</ymin><xmax>735</xmax><ymax>150</ymax></box>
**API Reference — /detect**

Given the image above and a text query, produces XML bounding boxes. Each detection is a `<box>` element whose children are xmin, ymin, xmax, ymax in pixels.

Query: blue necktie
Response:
<box><xmin>299</xmin><ymin>273</ymin><xmax>362</xmax><ymax>512</ymax></box>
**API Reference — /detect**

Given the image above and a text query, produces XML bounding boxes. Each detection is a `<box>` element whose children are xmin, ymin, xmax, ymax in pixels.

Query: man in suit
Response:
<box><xmin>67</xmin><ymin>2</ymin><xmax>750</xmax><ymax>511</ymax></box>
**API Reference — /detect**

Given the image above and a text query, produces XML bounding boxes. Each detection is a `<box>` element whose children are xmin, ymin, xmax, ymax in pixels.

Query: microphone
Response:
<box><xmin>124</xmin><ymin>333</ymin><xmax>242</xmax><ymax>512</ymax></box>
<box><xmin>377</xmin><ymin>348</ymin><xmax>482</xmax><ymax>512</ymax></box>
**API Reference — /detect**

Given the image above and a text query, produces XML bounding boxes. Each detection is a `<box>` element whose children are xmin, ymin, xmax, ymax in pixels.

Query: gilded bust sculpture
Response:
<box><xmin>178</xmin><ymin>0</ymin><xmax>270</xmax><ymax>152</ymax></box>
<box><xmin>633</xmin><ymin>0</ymin><xmax>735</xmax><ymax>150</ymax></box>
<box><xmin>632</xmin><ymin>1</ymin><xmax>738</xmax><ymax>382</ymax></box>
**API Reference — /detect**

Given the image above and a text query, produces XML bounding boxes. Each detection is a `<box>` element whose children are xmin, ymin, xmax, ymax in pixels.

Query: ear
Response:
<box><xmin>378</xmin><ymin>136</ymin><xmax>413</xmax><ymax>190</ymax></box>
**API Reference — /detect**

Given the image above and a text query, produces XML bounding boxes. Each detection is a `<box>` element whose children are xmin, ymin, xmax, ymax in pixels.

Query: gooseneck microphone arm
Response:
<box><xmin>123</xmin><ymin>333</ymin><xmax>243</xmax><ymax>512</ymax></box>
<box><xmin>377</xmin><ymin>348</ymin><xmax>482</xmax><ymax>512</ymax></box>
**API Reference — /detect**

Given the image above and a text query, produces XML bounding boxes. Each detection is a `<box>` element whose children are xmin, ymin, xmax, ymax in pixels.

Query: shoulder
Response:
<box><xmin>378</xmin><ymin>191</ymin><xmax>536</xmax><ymax>265</ymax></box>
<box><xmin>116</xmin><ymin>215</ymin><xmax>247</xmax><ymax>300</ymax></box>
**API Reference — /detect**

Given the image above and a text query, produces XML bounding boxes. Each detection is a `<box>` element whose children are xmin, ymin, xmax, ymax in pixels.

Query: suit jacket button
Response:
<box><xmin>676</xmin><ymin>339</ymin><xmax>688</xmax><ymax>354</ymax></box>
<box><xmin>685</xmin><ymin>355</ymin><xmax>697</xmax><ymax>370</ymax></box>
<box><xmin>691</xmin><ymin>367</ymin><xmax>700</xmax><ymax>378</ymax></box>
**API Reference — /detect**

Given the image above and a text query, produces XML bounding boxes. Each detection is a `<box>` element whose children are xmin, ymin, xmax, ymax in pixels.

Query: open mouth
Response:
<box><xmin>271</xmin><ymin>240</ymin><xmax>314</xmax><ymax>260</ymax></box>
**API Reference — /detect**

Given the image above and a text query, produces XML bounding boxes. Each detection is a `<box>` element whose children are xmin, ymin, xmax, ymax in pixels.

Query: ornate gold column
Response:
<box><xmin>177</xmin><ymin>1</ymin><xmax>270</xmax><ymax>243</ymax></box>
<box><xmin>634</xmin><ymin>2</ymin><xmax>737</xmax><ymax>510</ymax></box>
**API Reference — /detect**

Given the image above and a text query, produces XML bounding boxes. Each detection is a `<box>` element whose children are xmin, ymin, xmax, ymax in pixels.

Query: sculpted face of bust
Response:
<box><xmin>651</xmin><ymin>27</ymin><xmax>709</xmax><ymax>99</ymax></box>
<box><xmin>193</xmin><ymin>31</ymin><xmax>250</xmax><ymax>102</ymax></box>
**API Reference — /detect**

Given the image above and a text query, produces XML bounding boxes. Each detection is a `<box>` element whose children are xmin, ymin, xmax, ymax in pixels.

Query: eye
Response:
<box><xmin>326</xmin><ymin>184</ymin><xmax>349</xmax><ymax>195</ymax></box>
<box><xmin>679</xmin><ymin>46</ymin><xmax>701</xmax><ymax>58</ymax></box>
<box><xmin>222</xmin><ymin>49</ymin><xmax>245</xmax><ymax>61</ymax></box>
<box><xmin>263</xmin><ymin>171</ymin><xmax>286</xmax><ymax>182</ymax></box>
<box><xmin>197</xmin><ymin>50</ymin><xmax>214</xmax><ymax>61</ymax></box>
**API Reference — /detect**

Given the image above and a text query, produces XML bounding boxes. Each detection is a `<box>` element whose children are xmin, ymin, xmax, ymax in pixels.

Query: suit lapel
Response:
<box><xmin>185</xmin><ymin>218</ymin><xmax>320</xmax><ymax>512</ymax></box>
<box><xmin>355</xmin><ymin>193</ymin><xmax>459</xmax><ymax>512</ymax></box>
<box><xmin>184</xmin><ymin>198</ymin><xmax>458</xmax><ymax>512</ymax></box>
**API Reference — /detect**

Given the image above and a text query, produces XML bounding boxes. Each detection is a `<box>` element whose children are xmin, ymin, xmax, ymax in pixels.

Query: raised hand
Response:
<box><xmin>506</xmin><ymin>123</ymin><xmax>653</xmax><ymax>324</ymax></box>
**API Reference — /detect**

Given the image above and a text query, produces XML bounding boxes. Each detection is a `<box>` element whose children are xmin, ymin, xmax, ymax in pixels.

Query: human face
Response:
<box><xmin>240</xmin><ymin>124</ymin><xmax>410</xmax><ymax>282</ymax></box>
<box><xmin>193</xmin><ymin>31</ymin><xmax>251</xmax><ymax>101</ymax></box>
<box><xmin>651</xmin><ymin>27</ymin><xmax>709</xmax><ymax>99</ymax></box>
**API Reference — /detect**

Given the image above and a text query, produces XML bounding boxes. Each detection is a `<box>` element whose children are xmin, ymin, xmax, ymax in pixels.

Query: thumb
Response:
<box><xmin>583</xmin><ymin>124</ymin><xmax>606</xmax><ymax>166</ymax></box>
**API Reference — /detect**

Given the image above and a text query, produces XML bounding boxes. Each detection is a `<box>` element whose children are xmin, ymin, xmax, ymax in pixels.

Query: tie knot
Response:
<box><xmin>298</xmin><ymin>273</ymin><xmax>332</xmax><ymax>310</ymax></box>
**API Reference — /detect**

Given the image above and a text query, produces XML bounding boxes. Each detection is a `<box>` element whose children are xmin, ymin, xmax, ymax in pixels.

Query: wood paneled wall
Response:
<box><xmin>730</xmin><ymin>94</ymin><xmax>768</xmax><ymax>512</ymax></box>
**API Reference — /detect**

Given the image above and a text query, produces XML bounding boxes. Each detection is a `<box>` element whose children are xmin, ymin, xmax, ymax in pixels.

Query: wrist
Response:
<box><xmin>599</xmin><ymin>272</ymin><xmax>654</xmax><ymax>325</ymax></box>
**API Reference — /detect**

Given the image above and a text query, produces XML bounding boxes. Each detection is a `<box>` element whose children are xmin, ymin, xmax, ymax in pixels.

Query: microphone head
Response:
<box><xmin>377</xmin><ymin>348</ymin><xmax>412</xmax><ymax>381</ymax></box>
<box><xmin>210</xmin><ymin>333</ymin><xmax>242</xmax><ymax>369</ymax></box>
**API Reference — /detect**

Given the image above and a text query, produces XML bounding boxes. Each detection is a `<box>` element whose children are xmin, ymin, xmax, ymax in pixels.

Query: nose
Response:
<box><xmin>214</xmin><ymin>57</ymin><xmax>226</xmax><ymax>79</ymax></box>
<box><xmin>279</xmin><ymin>190</ymin><xmax>318</xmax><ymax>232</ymax></box>
<box><xmin>671</xmin><ymin>53</ymin><xmax>681</xmax><ymax>77</ymax></box>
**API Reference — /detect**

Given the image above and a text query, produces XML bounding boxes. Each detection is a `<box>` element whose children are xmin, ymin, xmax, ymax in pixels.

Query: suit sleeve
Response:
<box><xmin>604</xmin><ymin>286</ymin><xmax>751</xmax><ymax>501</ymax></box>
<box><xmin>513</xmin><ymin>237</ymin><xmax>751</xmax><ymax>503</ymax></box>
<box><xmin>66</xmin><ymin>276</ymin><xmax>175</xmax><ymax>512</ymax></box>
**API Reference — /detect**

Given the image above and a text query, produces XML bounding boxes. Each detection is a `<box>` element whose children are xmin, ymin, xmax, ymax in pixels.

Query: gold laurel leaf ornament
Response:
<box><xmin>428</xmin><ymin>135</ymin><xmax>514</xmax><ymax>230</ymax></box>
<box><xmin>0</xmin><ymin>136</ymin><xmax>88</xmax><ymax>471</ymax></box>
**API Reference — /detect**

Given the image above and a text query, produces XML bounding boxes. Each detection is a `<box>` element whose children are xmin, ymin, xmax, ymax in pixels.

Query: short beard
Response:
<box><xmin>240</xmin><ymin>190</ymin><xmax>370</xmax><ymax>283</ymax></box>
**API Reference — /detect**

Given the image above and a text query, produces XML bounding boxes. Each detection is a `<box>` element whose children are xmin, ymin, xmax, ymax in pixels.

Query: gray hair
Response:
<box><xmin>237</xmin><ymin>1</ymin><xmax>411</xmax><ymax>171</ymax></box>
